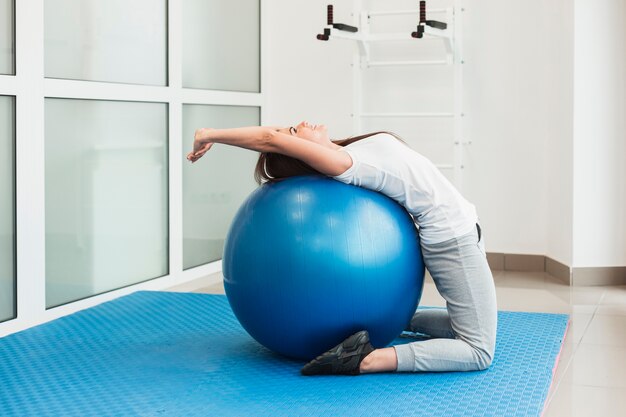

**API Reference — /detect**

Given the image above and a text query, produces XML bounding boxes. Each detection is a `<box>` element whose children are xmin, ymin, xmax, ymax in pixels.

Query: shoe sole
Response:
<box><xmin>301</xmin><ymin>330</ymin><xmax>372</xmax><ymax>375</ymax></box>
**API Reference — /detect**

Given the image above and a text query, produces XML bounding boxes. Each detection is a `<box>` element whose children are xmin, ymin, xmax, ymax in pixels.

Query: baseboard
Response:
<box><xmin>487</xmin><ymin>252</ymin><xmax>626</xmax><ymax>286</ymax></box>
<box><xmin>545</xmin><ymin>257</ymin><xmax>571</xmax><ymax>284</ymax></box>
<box><xmin>486</xmin><ymin>253</ymin><xmax>547</xmax><ymax>273</ymax></box>
<box><xmin>486</xmin><ymin>253</ymin><xmax>505</xmax><ymax>271</ymax></box>
<box><xmin>572</xmin><ymin>267</ymin><xmax>626</xmax><ymax>286</ymax></box>
<box><xmin>505</xmin><ymin>254</ymin><xmax>546</xmax><ymax>272</ymax></box>
<box><xmin>166</xmin><ymin>271</ymin><xmax>223</xmax><ymax>293</ymax></box>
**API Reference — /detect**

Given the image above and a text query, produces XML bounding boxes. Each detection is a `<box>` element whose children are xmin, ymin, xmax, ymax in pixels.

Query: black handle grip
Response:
<box><xmin>411</xmin><ymin>25</ymin><xmax>425</xmax><ymax>38</ymax></box>
<box><xmin>425</xmin><ymin>20</ymin><xmax>447</xmax><ymax>30</ymax></box>
<box><xmin>317</xmin><ymin>28</ymin><xmax>331</xmax><ymax>41</ymax></box>
<box><xmin>333</xmin><ymin>23</ymin><xmax>358</xmax><ymax>33</ymax></box>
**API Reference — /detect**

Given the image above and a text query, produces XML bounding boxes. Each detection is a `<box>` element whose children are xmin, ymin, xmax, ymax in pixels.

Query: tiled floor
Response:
<box><xmin>168</xmin><ymin>270</ymin><xmax>626</xmax><ymax>417</ymax></box>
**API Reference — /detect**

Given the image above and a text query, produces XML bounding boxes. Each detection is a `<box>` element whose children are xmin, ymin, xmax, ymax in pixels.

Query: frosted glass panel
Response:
<box><xmin>0</xmin><ymin>96</ymin><xmax>15</xmax><ymax>322</ymax></box>
<box><xmin>44</xmin><ymin>0</ymin><xmax>167</xmax><ymax>85</ymax></box>
<box><xmin>45</xmin><ymin>99</ymin><xmax>168</xmax><ymax>308</ymax></box>
<box><xmin>0</xmin><ymin>0</ymin><xmax>14</xmax><ymax>74</ymax></box>
<box><xmin>183</xmin><ymin>105</ymin><xmax>260</xmax><ymax>269</ymax></box>
<box><xmin>183</xmin><ymin>0</ymin><xmax>260</xmax><ymax>92</ymax></box>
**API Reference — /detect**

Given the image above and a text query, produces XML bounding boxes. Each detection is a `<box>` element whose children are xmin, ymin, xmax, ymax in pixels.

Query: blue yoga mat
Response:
<box><xmin>0</xmin><ymin>292</ymin><xmax>568</xmax><ymax>417</ymax></box>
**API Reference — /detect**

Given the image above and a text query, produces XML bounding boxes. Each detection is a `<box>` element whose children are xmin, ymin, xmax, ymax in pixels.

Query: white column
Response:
<box><xmin>15</xmin><ymin>0</ymin><xmax>46</xmax><ymax>326</ymax></box>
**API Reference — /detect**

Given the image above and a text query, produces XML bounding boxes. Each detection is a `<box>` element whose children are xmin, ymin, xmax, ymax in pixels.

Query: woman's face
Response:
<box><xmin>279</xmin><ymin>121</ymin><xmax>329</xmax><ymax>145</ymax></box>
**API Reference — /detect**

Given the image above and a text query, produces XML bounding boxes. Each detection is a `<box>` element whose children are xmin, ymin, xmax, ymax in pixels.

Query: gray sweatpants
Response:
<box><xmin>394</xmin><ymin>224</ymin><xmax>498</xmax><ymax>372</ymax></box>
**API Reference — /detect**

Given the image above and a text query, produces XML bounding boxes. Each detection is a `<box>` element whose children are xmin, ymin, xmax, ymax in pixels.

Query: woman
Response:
<box><xmin>188</xmin><ymin>121</ymin><xmax>497</xmax><ymax>376</ymax></box>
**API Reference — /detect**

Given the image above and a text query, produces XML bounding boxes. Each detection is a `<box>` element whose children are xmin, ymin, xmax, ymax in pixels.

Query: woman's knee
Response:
<box><xmin>474</xmin><ymin>346</ymin><xmax>494</xmax><ymax>370</ymax></box>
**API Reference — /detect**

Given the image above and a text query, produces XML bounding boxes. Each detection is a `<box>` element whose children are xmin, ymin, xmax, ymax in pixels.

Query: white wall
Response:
<box><xmin>265</xmin><ymin>0</ymin><xmax>353</xmax><ymax>137</ymax></box>
<box><xmin>266</xmin><ymin>0</ymin><xmax>625</xmax><ymax>269</ymax></box>
<box><xmin>572</xmin><ymin>0</ymin><xmax>626</xmax><ymax>268</ymax></box>
<box><xmin>267</xmin><ymin>0</ymin><xmax>563</xmax><ymax>256</ymax></box>
<box><xmin>544</xmin><ymin>1</ymin><xmax>575</xmax><ymax>266</ymax></box>
<box><xmin>360</xmin><ymin>0</ymin><xmax>457</xmax><ymax>185</ymax></box>
<box><xmin>463</xmin><ymin>0</ymin><xmax>560</xmax><ymax>256</ymax></box>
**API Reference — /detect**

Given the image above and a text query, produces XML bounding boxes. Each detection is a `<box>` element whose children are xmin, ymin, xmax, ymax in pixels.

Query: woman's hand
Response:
<box><xmin>187</xmin><ymin>128</ymin><xmax>214</xmax><ymax>163</ymax></box>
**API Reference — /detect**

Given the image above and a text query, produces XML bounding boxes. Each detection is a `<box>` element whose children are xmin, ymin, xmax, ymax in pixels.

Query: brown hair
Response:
<box><xmin>254</xmin><ymin>131</ymin><xmax>404</xmax><ymax>184</ymax></box>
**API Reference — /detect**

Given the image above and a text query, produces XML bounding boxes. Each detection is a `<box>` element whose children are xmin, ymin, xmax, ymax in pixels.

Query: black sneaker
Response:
<box><xmin>300</xmin><ymin>330</ymin><xmax>375</xmax><ymax>376</ymax></box>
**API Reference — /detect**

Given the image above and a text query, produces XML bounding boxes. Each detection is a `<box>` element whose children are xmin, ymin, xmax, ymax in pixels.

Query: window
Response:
<box><xmin>45</xmin><ymin>98</ymin><xmax>169</xmax><ymax>307</ymax></box>
<box><xmin>0</xmin><ymin>95</ymin><xmax>15</xmax><ymax>321</ymax></box>
<box><xmin>0</xmin><ymin>0</ymin><xmax>15</xmax><ymax>75</ymax></box>
<box><xmin>182</xmin><ymin>104</ymin><xmax>260</xmax><ymax>269</ymax></box>
<box><xmin>44</xmin><ymin>0</ymin><xmax>167</xmax><ymax>85</ymax></box>
<box><xmin>183</xmin><ymin>0</ymin><xmax>260</xmax><ymax>92</ymax></box>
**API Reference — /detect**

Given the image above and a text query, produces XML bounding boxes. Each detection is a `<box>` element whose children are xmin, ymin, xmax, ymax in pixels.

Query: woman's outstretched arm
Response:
<box><xmin>189</xmin><ymin>126</ymin><xmax>274</xmax><ymax>157</ymax></box>
<box><xmin>187</xmin><ymin>126</ymin><xmax>352</xmax><ymax>177</ymax></box>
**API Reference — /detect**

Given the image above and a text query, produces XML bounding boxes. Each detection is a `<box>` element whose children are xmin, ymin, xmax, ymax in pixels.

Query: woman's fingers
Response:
<box><xmin>186</xmin><ymin>149</ymin><xmax>208</xmax><ymax>163</ymax></box>
<box><xmin>186</xmin><ymin>151</ymin><xmax>201</xmax><ymax>162</ymax></box>
<box><xmin>188</xmin><ymin>136</ymin><xmax>213</xmax><ymax>163</ymax></box>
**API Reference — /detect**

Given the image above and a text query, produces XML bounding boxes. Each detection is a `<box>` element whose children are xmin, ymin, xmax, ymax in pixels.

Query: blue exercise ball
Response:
<box><xmin>223</xmin><ymin>175</ymin><xmax>424</xmax><ymax>361</ymax></box>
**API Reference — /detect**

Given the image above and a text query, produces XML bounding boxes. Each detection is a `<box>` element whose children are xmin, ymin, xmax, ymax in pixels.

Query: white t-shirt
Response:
<box><xmin>333</xmin><ymin>133</ymin><xmax>477</xmax><ymax>245</ymax></box>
